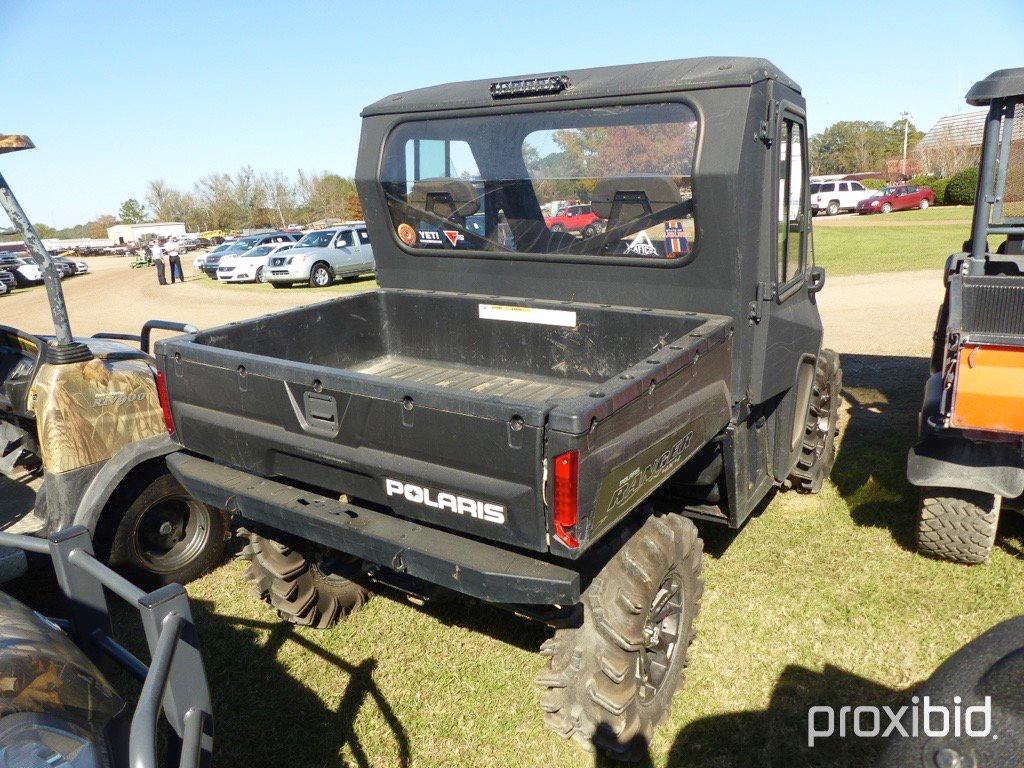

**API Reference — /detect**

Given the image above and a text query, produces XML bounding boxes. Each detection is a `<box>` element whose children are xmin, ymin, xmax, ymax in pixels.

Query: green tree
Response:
<box><xmin>118</xmin><ymin>198</ymin><xmax>147</xmax><ymax>224</ymax></box>
<box><xmin>810</xmin><ymin>119</ymin><xmax>923</xmax><ymax>175</ymax></box>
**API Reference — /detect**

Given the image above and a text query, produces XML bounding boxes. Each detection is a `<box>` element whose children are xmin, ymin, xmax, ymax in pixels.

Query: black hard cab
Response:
<box><xmin>157</xmin><ymin>57</ymin><xmax>841</xmax><ymax>757</ymax></box>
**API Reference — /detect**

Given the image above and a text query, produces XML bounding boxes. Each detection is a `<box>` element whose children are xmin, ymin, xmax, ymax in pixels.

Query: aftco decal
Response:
<box><xmin>385</xmin><ymin>479</ymin><xmax>506</xmax><ymax>524</ymax></box>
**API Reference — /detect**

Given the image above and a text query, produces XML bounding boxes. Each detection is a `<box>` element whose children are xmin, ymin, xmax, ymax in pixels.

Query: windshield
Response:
<box><xmin>244</xmin><ymin>245</ymin><xmax>275</xmax><ymax>258</ymax></box>
<box><xmin>881</xmin><ymin>187</ymin><xmax>896</xmax><ymax>196</ymax></box>
<box><xmin>380</xmin><ymin>103</ymin><xmax>698</xmax><ymax>259</ymax></box>
<box><xmin>295</xmin><ymin>230</ymin><xmax>336</xmax><ymax>248</ymax></box>
<box><xmin>226</xmin><ymin>237</ymin><xmax>260</xmax><ymax>253</ymax></box>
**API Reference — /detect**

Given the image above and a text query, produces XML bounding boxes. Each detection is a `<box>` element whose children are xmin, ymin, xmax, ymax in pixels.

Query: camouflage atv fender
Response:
<box><xmin>31</xmin><ymin>357</ymin><xmax>165</xmax><ymax>474</ymax></box>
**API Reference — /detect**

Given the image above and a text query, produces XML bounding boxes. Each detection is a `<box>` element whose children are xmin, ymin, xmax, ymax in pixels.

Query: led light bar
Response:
<box><xmin>490</xmin><ymin>75</ymin><xmax>570</xmax><ymax>99</ymax></box>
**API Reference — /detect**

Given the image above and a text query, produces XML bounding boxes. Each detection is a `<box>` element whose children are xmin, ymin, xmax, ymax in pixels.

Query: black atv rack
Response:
<box><xmin>0</xmin><ymin>527</ymin><xmax>212</xmax><ymax>768</ymax></box>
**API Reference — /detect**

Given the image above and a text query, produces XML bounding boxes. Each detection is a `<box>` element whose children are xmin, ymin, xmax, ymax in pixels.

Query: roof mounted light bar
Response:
<box><xmin>490</xmin><ymin>75</ymin><xmax>570</xmax><ymax>99</ymax></box>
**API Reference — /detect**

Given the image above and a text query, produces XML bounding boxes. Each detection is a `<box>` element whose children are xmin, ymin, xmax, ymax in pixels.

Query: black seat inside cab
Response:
<box><xmin>591</xmin><ymin>176</ymin><xmax>686</xmax><ymax>230</ymax></box>
<box><xmin>409</xmin><ymin>178</ymin><xmax>480</xmax><ymax>223</ymax></box>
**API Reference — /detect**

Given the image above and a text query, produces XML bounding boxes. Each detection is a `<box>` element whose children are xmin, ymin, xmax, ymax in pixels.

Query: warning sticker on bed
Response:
<box><xmin>478</xmin><ymin>304</ymin><xmax>577</xmax><ymax>327</ymax></box>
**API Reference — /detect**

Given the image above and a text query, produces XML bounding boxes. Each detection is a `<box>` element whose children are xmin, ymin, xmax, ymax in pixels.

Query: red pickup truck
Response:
<box><xmin>544</xmin><ymin>204</ymin><xmax>604</xmax><ymax>236</ymax></box>
<box><xmin>856</xmin><ymin>185</ymin><xmax>936</xmax><ymax>214</ymax></box>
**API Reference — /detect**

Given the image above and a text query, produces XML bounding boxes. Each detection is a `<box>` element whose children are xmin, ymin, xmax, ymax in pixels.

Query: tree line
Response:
<box><xmin>7</xmin><ymin>168</ymin><xmax>363</xmax><ymax>241</ymax></box>
<box><xmin>808</xmin><ymin>119</ymin><xmax>925</xmax><ymax>176</ymax></box>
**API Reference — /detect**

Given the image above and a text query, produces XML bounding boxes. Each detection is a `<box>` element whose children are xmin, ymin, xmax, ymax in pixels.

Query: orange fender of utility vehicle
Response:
<box><xmin>951</xmin><ymin>344</ymin><xmax>1024</xmax><ymax>434</ymax></box>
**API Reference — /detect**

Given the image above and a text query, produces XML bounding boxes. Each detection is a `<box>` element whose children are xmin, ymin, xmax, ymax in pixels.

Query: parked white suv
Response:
<box><xmin>810</xmin><ymin>180</ymin><xmax>873</xmax><ymax>215</ymax></box>
<box><xmin>266</xmin><ymin>224</ymin><xmax>374</xmax><ymax>288</ymax></box>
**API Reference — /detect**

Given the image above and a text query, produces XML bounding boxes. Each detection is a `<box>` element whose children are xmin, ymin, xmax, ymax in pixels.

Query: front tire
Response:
<box><xmin>104</xmin><ymin>472</ymin><xmax>227</xmax><ymax>587</ymax></box>
<box><xmin>787</xmin><ymin>348</ymin><xmax>842</xmax><ymax>493</ymax></box>
<box><xmin>309</xmin><ymin>263</ymin><xmax>332</xmax><ymax>288</ymax></box>
<box><xmin>917</xmin><ymin>490</ymin><xmax>1000</xmax><ymax>564</ymax></box>
<box><xmin>881</xmin><ymin>202</ymin><xmax>893</xmax><ymax>214</ymax></box>
<box><xmin>240</xmin><ymin>528</ymin><xmax>371</xmax><ymax>628</ymax></box>
<box><xmin>550</xmin><ymin>223</ymin><xmax>565</xmax><ymax>234</ymax></box>
<box><xmin>536</xmin><ymin>512</ymin><xmax>703</xmax><ymax>759</ymax></box>
<box><xmin>255</xmin><ymin>266</ymin><xmax>266</xmax><ymax>283</ymax></box>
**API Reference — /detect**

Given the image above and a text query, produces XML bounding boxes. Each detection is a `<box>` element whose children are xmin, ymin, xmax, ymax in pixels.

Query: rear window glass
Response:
<box><xmin>379</xmin><ymin>103</ymin><xmax>698</xmax><ymax>260</ymax></box>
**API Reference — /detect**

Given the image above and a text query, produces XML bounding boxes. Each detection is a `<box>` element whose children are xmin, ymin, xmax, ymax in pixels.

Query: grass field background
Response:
<box><xmin>812</xmin><ymin>206</ymin><xmax>988</xmax><ymax>276</ymax></box>
<box><xmin>7</xmin><ymin>205</ymin><xmax>1024</xmax><ymax>767</ymax></box>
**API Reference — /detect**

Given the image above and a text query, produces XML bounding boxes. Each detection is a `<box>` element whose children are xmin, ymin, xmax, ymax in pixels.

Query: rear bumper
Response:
<box><xmin>166</xmin><ymin>451</ymin><xmax>581</xmax><ymax>605</ymax></box>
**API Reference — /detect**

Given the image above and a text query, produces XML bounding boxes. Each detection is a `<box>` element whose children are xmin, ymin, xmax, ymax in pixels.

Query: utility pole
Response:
<box><xmin>899</xmin><ymin>111</ymin><xmax>912</xmax><ymax>177</ymax></box>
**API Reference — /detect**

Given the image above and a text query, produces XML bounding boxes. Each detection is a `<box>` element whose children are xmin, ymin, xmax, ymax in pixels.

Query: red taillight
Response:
<box><xmin>552</xmin><ymin>450</ymin><xmax>579</xmax><ymax>549</ymax></box>
<box><xmin>155</xmin><ymin>369</ymin><xmax>175</xmax><ymax>436</ymax></box>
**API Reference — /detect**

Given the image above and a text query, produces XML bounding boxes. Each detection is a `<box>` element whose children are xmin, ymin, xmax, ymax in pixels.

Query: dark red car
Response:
<box><xmin>544</xmin><ymin>204</ymin><xmax>604</xmax><ymax>236</ymax></box>
<box><xmin>856</xmin><ymin>185</ymin><xmax>936</xmax><ymax>214</ymax></box>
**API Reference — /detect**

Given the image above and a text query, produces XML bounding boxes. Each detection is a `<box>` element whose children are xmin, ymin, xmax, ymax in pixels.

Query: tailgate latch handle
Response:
<box><xmin>301</xmin><ymin>391</ymin><xmax>339</xmax><ymax>437</ymax></box>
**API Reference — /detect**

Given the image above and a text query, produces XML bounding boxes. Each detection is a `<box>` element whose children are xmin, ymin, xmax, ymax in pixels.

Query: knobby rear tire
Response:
<box><xmin>536</xmin><ymin>512</ymin><xmax>704</xmax><ymax>760</ymax></box>
<box><xmin>240</xmin><ymin>528</ymin><xmax>371</xmax><ymax>628</ymax></box>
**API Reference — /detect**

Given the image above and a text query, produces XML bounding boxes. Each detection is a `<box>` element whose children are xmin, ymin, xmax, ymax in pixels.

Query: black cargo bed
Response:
<box><xmin>155</xmin><ymin>288</ymin><xmax>733</xmax><ymax>554</ymax></box>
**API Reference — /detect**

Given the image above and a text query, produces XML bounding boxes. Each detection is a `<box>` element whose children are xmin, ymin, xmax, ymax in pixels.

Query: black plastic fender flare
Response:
<box><xmin>907</xmin><ymin>435</ymin><xmax>1024</xmax><ymax>499</ymax></box>
<box><xmin>62</xmin><ymin>433</ymin><xmax>180</xmax><ymax>534</ymax></box>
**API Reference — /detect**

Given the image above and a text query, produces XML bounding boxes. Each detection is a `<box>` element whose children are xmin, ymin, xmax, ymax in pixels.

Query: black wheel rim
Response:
<box><xmin>638</xmin><ymin>572</ymin><xmax>684</xmax><ymax>702</ymax></box>
<box><xmin>131</xmin><ymin>494</ymin><xmax>212</xmax><ymax>574</ymax></box>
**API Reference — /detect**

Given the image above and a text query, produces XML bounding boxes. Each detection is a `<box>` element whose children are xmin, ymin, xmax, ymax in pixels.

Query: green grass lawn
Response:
<box><xmin>812</xmin><ymin>207</ymin><xmax>1001</xmax><ymax>276</ymax></box>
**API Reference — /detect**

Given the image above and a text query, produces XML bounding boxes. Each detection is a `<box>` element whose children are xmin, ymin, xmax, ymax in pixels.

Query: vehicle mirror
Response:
<box><xmin>807</xmin><ymin>266</ymin><xmax>826</xmax><ymax>294</ymax></box>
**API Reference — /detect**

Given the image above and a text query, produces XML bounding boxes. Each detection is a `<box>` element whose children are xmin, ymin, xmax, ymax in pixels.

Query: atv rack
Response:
<box><xmin>0</xmin><ymin>526</ymin><xmax>213</xmax><ymax>768</ymax></box>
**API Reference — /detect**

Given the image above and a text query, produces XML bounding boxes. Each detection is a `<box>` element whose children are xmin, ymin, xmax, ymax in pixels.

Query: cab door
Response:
<box><xmin>757</xmin><ymin>108</ymin><xmax>825</xmax><ymax>479</ymax></box>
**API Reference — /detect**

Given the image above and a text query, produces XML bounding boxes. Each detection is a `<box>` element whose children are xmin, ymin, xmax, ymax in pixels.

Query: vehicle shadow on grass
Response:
<box><xmin>830</xmin><ymin>353</ymin><xmax>929</xmax><ymax>551</ymax></box>
<box><xmin>591</xmin><ymin>665</ymin><xmax>904</xmax><ymax>768</ymax></box>
<box><xmin>179</xmin><ymin>603</ymin><xmax>412</xmax><ymax>768</ymax></box>
<box><xmin>832</xmin><ymin>352</ymin><xmax>1024</xmax><ymax>559</ymax></box>
<box><xmin>662</xmin><ymin>664</ymin><xmax>904</xmax><ymax>768</ymax></box>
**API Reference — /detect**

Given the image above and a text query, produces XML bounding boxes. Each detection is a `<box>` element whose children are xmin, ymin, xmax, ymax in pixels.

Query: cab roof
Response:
<box><xmin>966</xmin><ymin>67</ymin><xmax>1024</xmax><ymax>106</ymax></box>
<box><xmin>362</xmin><ymin>56</ymin><xmax>799</xmax><ymax>116</ymax></box>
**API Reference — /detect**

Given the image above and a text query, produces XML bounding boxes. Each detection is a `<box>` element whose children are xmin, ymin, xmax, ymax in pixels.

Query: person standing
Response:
<box><xmin>166</xmin><ymin>237</ymin><xmax>184</xmax><ymax>283</ymax></box>
<box><xmin>150</xmin><ymin>238</ymin><xmax>166</xmax><ymax>285</ymax></box>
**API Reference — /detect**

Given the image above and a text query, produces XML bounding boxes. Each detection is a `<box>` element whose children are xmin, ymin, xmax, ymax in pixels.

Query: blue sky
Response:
<box><xmin>2</xmin><ymin>0</ymin><xmax>1021</xmax><ymax>227</ymax></box>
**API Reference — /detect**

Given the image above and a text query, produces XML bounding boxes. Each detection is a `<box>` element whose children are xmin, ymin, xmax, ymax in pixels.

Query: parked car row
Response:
<box><xmin>0</xmin><ymin>253</ymin><xmax>89</xmax><ymax>294</ymax></box>
<box><xmin>810</xmin><ymin>179</ymin><xmax>937</xmax><ymax>216</ymax></box>
<box><xmin>193</xmin><ymin>224</ymin><xmax>376</xmax><ymax>288</ymax></box>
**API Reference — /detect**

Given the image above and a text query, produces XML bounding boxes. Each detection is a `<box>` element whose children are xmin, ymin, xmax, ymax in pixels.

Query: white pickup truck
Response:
<box><xmin>810</xmin><ymin>179</ymin><xmax>874</xmax><ymax>215</ymax></box>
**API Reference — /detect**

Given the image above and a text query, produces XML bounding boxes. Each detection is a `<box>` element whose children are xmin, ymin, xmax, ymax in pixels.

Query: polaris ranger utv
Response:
<box><xmin>908</xmin><ymin>67</ymin><xmax>1024</xmax><ymax>564</ymax></box>
<box><xmin>156</xmin><ymin>57</ymin><xmax>841</xmax><ymax>756</ymax></box>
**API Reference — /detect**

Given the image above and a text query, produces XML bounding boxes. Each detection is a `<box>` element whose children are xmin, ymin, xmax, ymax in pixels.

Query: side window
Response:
<box><xmin>851</xmin><ymin>182</ymin><xmax>865</xmax><ymax>192</ymax></box>
<box><xmin>838</xmin><ymin>182</ymin><xmax>849</xmax><ymax>192</ymax></box>
<box><xmin>776</xmin><ymin>119</ymin><xmax>807</xmax><ymax>286</ymax></box>
<box><xmin>820</xmin><ymin>183</ymin><xmax>834</xmax><ymax>193</ymax></box>
<box><xmin>356</xmin><ymin>229</ymin><xmax>370</xmax><ymax>245</ymax></box>
<box><xmin>335</xmin><ymin>230</ymin><xmax>355</xmax><ymax>248</ymax></box>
